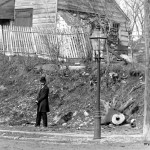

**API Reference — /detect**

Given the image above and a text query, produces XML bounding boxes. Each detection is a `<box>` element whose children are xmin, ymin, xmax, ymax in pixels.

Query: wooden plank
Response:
<box><xmin>12</xmin><ymin>26</ymin><xmax>16</xmax><ymax>53</ymax></box>
<box><xmin>33</xmin><ymin>13</ymin><xmax>56</xmax><ymax>19</ymax></box>
<box><xmin>80</xmin><ymin>31</ymin><xmax>87</xmax><ymax>58</ymax></box>
<box><xmin>25</xmin><ymin>27</ymin><xmax>30</xmax><ymax>54</ymax></box>
<box><xmin>15</xmin><ymin>0</ymin><xmax>56</xmax><ymax>7</ymax></box>
<box><xmin>1</xmin><ymin>25</ymin><xmax>5</xmax><ymax>54</ymax></box>
<box><xmin>33</xmin><ymin>17</ymin><xmax>56</xmax><ymax>24</ymax></box>
<box><xmin>70</xmin><ymin>31</ymin><xmax>77</xmax><ymax>58</ymax></box>
<box><xmin>66</xmin><ymin>30</ymin><xmax>73</xmax><ymax>58</ymax></box>
<box><xmin>71</xmin><ymin>29</ymin><xmax>78</xmax><ymax>58</ymax></box>
<box><xmin>33</xmin><ymin>9</ymin><xmax>56</xmax><ymax>14</ymax></box>
<box><xmin>10</xmin><ymin>25</ymin><xmax>14</xmax><ymax>52</ymax></box>
<box><xmin>17</xmin><ymin>26</ymin><xmax>21</xmax><ymax>53</ymax></box>
<box><xmin>2</xmin><ymin>26</ymin><xmax>6</xmax><ymax>53</ymax></box>
<box><xmin>33</xmin><ymin>5</ymin><xmax>56</xmax><ymax>11</ymax></box>
<box><xmin>9</xmin><ymin>26</ymin><xmax>13</xmax><ymax>55</ymax></box>
<box><xmin>120</xmin><ymin>36</ymin><xmax>129</xmax><ymax>42</ymax></box>
<box><xmin>80</xmin><ymin>28</ymin><xmax>88</xmax><ymax>57</ymax></box>
<box><xmin>31</xmin><ymin>28</ymin><xmax>37</xmax><ymax>54</ymax></box>
<box><xmin>5</xmin><ymin>26</ymin><xmax>9</xmax><ymax>53</ymax></box>
<box><xmin>14</xmin><ymin>26</ymin><xmax>18</xmax><ymax>53</ymax></box>
<box><xmin>78</xmin><ymin>30</ymin><xmax>84</xmax><ymax>57</ymax></box>
<box><xmin>33</xmin><ymin>27</ymin><xmax>41</xmax><ymax>55</ymax></box>
<box><xmin>120</xmin><ymin>41</ymin><xmax>129</xmax><ymax>46</ymax></box>
<box><xmin>120</xmin><ymin>31</ymin><xmax>129</xmax><ymax>37</ymax></box>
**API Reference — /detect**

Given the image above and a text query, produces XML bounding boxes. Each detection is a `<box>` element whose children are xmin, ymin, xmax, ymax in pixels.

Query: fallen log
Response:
<box><xmin>118</xmin><ymin>98</ymin><xmax>135</xmax><ymax>113</ymax></box>
<box><xmin>100</xmin><ymin>97</ymin><xmax>136</xmax><ymax>126</ymax></box>
<box><xmin>101</xmin><ymin>108</ymin><xmax>125</xmax><ymax>125</ymax></box>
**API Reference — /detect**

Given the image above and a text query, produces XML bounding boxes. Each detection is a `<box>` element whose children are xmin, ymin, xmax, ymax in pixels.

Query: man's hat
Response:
<box><xmin>40</xmin><ymin>76</ymin><xmax>46</xmax><ymax>83</ymax></box>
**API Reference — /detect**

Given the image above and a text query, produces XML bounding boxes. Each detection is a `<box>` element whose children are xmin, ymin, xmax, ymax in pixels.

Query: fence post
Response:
<box><xmin>1</xmin><ymin>25</ymin><xmax>5</xmax><ymax>56</ymax></box>
<box><xmin>31</xmin><ymin>27</ymin><xmax>37</xmax><ymax>56</ymax></box>
<box><xmin>9</xmin><ymin>24</ymin><xmax>13</xmax><ymax>61</ymax></box>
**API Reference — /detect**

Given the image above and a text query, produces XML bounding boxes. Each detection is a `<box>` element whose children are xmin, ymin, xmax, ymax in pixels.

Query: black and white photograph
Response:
<box><xmin>0</xmin><ymin>0</ymin><xmax>149</xmax><ymax>149</ymax></box>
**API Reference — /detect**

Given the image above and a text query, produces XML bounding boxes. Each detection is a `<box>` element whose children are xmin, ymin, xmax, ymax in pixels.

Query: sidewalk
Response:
<box><xmin>0</xmin><ymin>128</ymin><xmax>143</xmax><ymax>144</ymax></box>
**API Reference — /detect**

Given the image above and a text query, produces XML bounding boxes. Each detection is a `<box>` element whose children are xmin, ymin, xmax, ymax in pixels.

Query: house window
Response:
<box><xmin>113</xmin><ymin>22</ymin><xmax>120</xmax><ymax>32</ymax></box>
<box><xmin>14</xmin><ymin>8</ymin><xmax>33</xmax><ymax>27</ymax></box>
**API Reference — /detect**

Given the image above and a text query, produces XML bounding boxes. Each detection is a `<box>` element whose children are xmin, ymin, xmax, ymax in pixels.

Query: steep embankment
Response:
<box><xmin>0</xmin><ymin>54</ymin><xmax>145</xmax><ymax>129</ymax></box>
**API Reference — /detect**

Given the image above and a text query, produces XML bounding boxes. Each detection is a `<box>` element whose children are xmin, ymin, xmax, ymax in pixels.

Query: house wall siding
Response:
<box><xmin>15</xmin><ymin>0</ymin><xmax>57</xmax><ymax>27</ymax></box>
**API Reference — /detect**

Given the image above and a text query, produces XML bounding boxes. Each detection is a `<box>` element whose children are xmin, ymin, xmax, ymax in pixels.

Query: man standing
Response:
<box><xmin>35</xmin><ymin>76</ymin><xmax>50</xmax><ymax>127</ymax></box>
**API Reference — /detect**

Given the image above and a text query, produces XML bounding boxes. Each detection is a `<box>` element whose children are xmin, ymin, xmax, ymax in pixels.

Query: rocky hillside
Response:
<box><xmin>0</xmin><ymin>53</ymin><xmax>145</xmax><ymax>129</ymax></box>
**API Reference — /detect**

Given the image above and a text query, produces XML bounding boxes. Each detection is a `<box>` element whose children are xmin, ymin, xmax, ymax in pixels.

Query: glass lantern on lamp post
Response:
<box><xmin>90</xmin><ymin>35</ymin><xmax>107</xmax><ymax>139</ymax></box>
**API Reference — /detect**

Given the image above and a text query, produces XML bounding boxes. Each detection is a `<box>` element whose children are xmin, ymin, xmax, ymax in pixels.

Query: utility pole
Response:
<box><xmin>143</xmin><ymin>0</ymin><xmax>150</xmax><ymax>143</ymax></box>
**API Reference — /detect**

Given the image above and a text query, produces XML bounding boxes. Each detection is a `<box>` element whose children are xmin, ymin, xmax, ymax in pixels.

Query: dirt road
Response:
<box><xmin>0</xmin><ymin>138</ymin><xmax>150</xmax><ymax>150</ymax></box>
<box><xmin>0</xmin><ymin>125</ymin><xmax>149</xmax><ymax>150</ymax></box>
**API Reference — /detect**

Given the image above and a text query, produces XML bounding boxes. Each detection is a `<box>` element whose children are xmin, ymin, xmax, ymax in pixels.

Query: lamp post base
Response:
<box><xmin>94</xmin><ymin>111</ymin><xmax>101</xmax><ymax>139</ymax></box>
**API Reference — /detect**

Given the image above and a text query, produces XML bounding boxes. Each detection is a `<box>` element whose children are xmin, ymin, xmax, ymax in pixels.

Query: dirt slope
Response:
<box><xmin>0</xmin><ymin>54</ymin><xmax>145</xmax><ymax>129</ymax></box>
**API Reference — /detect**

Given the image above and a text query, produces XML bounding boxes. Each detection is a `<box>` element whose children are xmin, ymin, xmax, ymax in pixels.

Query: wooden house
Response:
<box><xmin>0</xmin><ymin>0</ymin><xmax>130</xmax><ymax>58</ymax></box>
<box><xmin>0</xmin><ymin>0</ymin><xmax>57</xmax><ymax>27</ymax></box>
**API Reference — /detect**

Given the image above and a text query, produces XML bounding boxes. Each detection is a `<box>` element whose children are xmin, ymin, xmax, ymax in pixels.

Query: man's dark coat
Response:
<box><xmin>37</xmin><ymin>85</ymin><xmax>50</xmax><ymax>112</ymax></box>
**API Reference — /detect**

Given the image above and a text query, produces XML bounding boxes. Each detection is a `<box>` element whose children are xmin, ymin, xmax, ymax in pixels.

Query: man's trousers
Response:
<box><xmin>35</xmin><ymin>112</ymin><xmax>48</xmax><ymax>127</ymax></box>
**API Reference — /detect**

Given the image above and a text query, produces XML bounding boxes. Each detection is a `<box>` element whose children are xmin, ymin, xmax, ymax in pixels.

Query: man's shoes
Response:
<box><xmin>35</xmin><ymin>125</ymin><xmax>40</xmax><ymax>127</ymax></box>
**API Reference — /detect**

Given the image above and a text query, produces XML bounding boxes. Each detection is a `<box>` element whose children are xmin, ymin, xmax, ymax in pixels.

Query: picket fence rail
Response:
<box><xmin>0</xmin><ymin>25</ymin><xmax>92</xmax><ymax>60</ymax></box>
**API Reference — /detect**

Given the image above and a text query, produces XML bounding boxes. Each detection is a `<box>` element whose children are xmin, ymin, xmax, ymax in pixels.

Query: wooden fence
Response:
<box><xmin>0</xmin><ymin>25</ymin><xmax>92</xmax><ymax>60</ymax></box>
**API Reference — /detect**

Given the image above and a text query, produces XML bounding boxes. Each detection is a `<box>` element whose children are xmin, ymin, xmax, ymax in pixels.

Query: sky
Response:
<box><xmin>115</xmin><ymin>0</ymin><xmax>126</xmax><ymax>11</ymax></box>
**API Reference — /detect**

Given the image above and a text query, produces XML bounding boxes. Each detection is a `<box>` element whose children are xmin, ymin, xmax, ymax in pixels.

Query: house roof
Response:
<box><xmin>0</xmin><ymin>0</ymin><xmax>15</xmax><ymax>20</ymax></box>
<box><xmin>58</xmin><ymin>0</ymin><xmax>130</xmax><ymax>23</ymax></box>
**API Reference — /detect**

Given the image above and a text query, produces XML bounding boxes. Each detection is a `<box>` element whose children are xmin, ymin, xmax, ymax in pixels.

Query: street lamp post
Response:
<box><xmin>90</xmin><ymin>36</ymin><xmax>107</xmax><ymax>139</ymax></box>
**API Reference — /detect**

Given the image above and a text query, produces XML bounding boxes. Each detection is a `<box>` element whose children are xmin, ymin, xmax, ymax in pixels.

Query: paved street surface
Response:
<box><xmin>0</xmin><ymin>129</ymin><xmax>149</xmax><ymax>150</ymax></box>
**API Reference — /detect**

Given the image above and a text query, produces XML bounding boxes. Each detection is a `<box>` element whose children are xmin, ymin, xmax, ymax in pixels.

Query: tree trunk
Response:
<box><xmin>143</xmin><ymin>0</ymin><xmax>150</xmax><ymax>142</ymax></box>
<box><xmin>118</xmin><ymin>98</ymin><xmax>134</xmax><ymax>113</ymax></box>
<box><xmin>101</xmin><ymin>98</ymin><xmax>135</xmax><ymax>125</ymax></box>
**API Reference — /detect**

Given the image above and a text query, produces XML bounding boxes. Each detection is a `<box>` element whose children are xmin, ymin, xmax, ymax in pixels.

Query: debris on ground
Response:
<box><xmin>0</xmin><ymin>53</ymin><xmax>145</xmax><ymax>132</ymax></box>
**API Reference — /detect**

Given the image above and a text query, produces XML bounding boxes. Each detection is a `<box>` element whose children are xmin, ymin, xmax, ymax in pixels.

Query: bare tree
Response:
<box><xmin>118</xmin><ymin>0</ymin><xmax>144</xmax><ymax>37</ymax></box>
<box><xmin>117</xmin><ymin>0</ymin><xmax>144</xmax><ymax>65</ymax></box>
<box><xmin>128</xmin><ymin>0</ymin><xmax>143</xmax><ymax>36</ymax></box>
